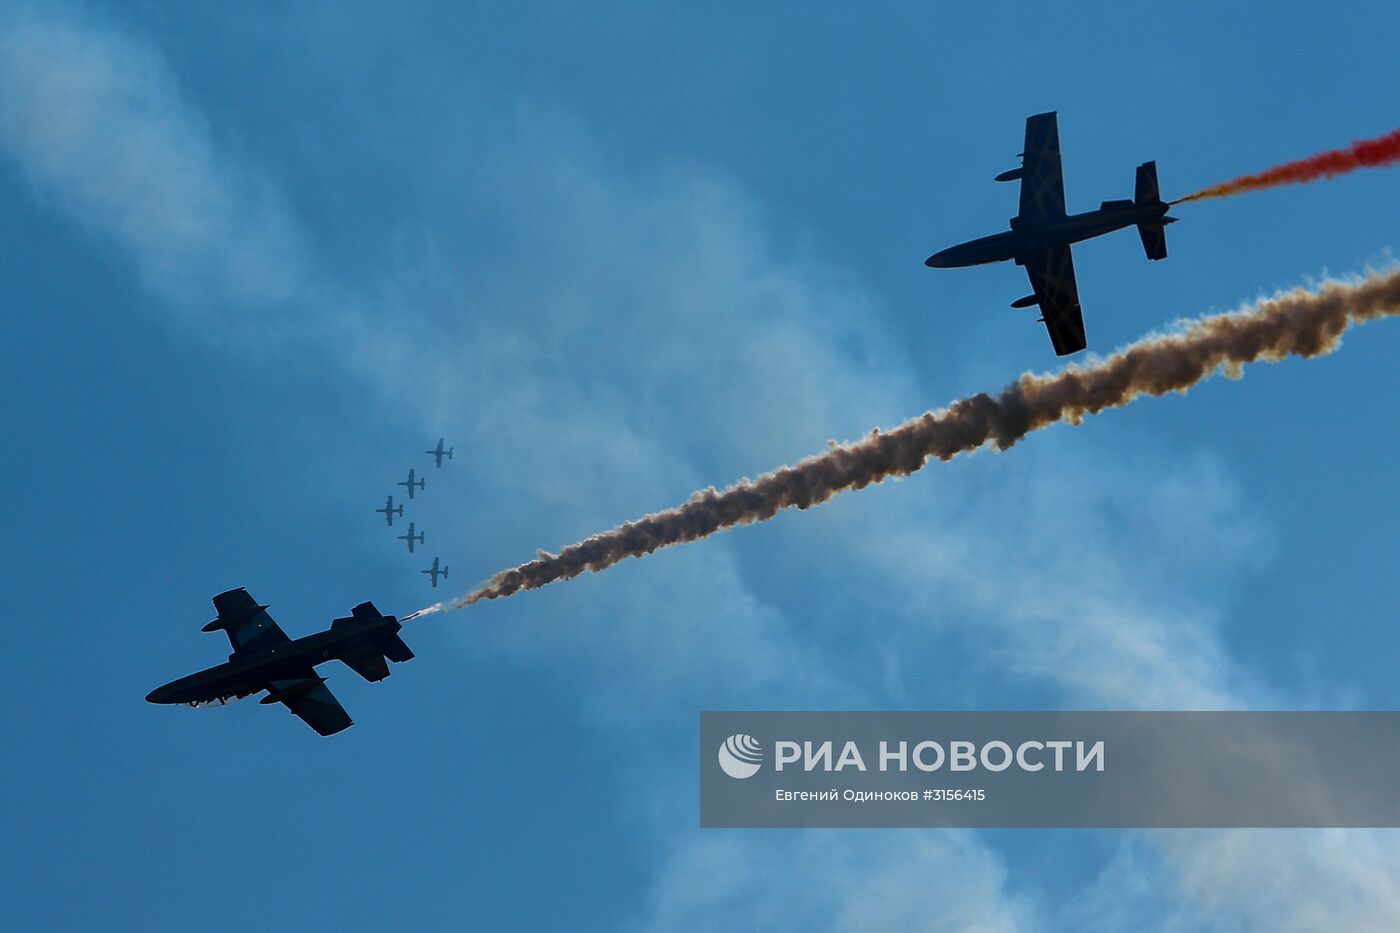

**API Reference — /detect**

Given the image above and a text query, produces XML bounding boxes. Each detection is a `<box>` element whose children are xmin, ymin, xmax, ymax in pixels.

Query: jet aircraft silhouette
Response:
<box><xmin>427</xmin><ymin>438</ymin><xmax>453</xmax><ymax>468</ymax></box>
<box><xmin>925</xmin><ymin>111</ymin><xmax>1177</xmax><ymax>355</ymax></box>
<box><xmin>398</xmin><ymin>522</ymin><xmax>424</xmax><ymax>554</ymax></box>
<box><xmin>376</xmin><ymin>495</ymin><xmax>404</xmax><ymax>526</ymax></box>
<box><xmin>397</xmin><ymin>468</ymin><xmax>425</xmax><ymax>499</ymax></box>
<box><xmin>422</xmin><ymin>556</ymin><xmax>448</xmax><ymax>588</ymax></box>
<box><xmin>146</xmin><ymin>588</ymin><xmax>414</xmax><ymax>736</ymax></box>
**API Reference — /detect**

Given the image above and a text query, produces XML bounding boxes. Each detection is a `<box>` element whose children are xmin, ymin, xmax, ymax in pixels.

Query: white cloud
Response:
<box><xmin>636</xmin><ymin>832</ymin><xmax>1037</xmax><ymax>933</ymax></box>
<box><xmin>1067</xmin><ymin>832</ymin><xmax>1400</xmax><ymax>931</ymax></box>
<box><xmin>5</xmin><ymin>5</ymin><xmax>1398</xmax><ymax>929</ymax></box>
<box><xmin>0</xmin><ymin>7</ymin><xmax>310</xmax><ymax>316</ymax></box>
<box><xmin>853</xmin><ymin>444</ymin><xmax>1267</xmax><ymax>708</ymax></box>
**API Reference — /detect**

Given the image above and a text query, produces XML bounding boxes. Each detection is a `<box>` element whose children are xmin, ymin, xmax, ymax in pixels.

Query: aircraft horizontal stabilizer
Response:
<box><xmin>341</xmin><ymin>631</ymin><xmax>414</xmax><ymax>682</ymax></box>
<box><xmin>341</xmin><ymin>651</ymin><xmax>392</xmax><ymax>682</ymax></box>
<box><xmin>381</xmin><ymin>633</ymin><xmax>415</xmax><ymax>663</ymax></box>
<box><xmin>1137</xmin><ymin>222</ymin><xmax>1168</xmax><ymax>260</ymax></box>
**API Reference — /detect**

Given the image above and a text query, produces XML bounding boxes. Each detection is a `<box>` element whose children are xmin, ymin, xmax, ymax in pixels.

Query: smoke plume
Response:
<box><xmin>1173</xmin><ymin>124</ymin><xmax>1400</xmax><ymax>203</ymax></box>
<box><xmin>438</xmin><ymin>268</ymin><xmax>1400</xmax><ymax>608</ymax></box>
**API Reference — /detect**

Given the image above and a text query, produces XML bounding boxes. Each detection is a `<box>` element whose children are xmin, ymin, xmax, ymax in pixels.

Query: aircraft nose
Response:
<box><xmin>925</xmin><ymin>251</ymin><xmax>949</xmax><ymax>268</ymax></box>
<box><xmin>146</xmin><ymin>684</ymin><xmax>173</xmax><ymax>704</ymax></box>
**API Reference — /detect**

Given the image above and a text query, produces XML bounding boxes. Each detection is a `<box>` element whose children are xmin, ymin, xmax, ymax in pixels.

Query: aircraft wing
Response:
<box><xmin>208</xmin><ymin>588</ymin><xmax>291</xmax><ymax>656</ymax></box>
<box><xmin>1023</xmin><ymin>244</ymin><xmax>1087</xmax><ymax>356</ymax></box>
<box><xmin>1017</xmin><ymin>112</ymin><xmax>1067</xmax><ymax>225</ymax></box>
<box><xmin>269</xmin><ymin>676</ymin><xmax>353</xmax><ymax>736</ymax></box>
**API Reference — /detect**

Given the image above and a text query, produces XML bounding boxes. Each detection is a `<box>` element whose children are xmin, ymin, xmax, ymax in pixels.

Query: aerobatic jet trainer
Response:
<box><xmin>397</xmin><ymin>468</ymin><xmax>425</xmax><ymax>499</ymax></box>
<box><xmin>376</xmin><ymin>495</ymin><xmax>404</xmax><ymax>526</ymax></box>
<box><xmin>925</xmin><ymin>111</ymin><xmax>1178</xmax><ymax>355</ymax></box>
<box><xmin>427</xmin><ymin>438</ymin><xmax>453</xmax><ymax>468</ymax></box>
<box><xmin>421</xmin><ymin>556</ymin><xmax>448</xmax><ymax>588</ymax></box>
<box><xmin>146</xmin><ymin>588</ymin><xmax>414</xmax><ymax>736</ymax></box>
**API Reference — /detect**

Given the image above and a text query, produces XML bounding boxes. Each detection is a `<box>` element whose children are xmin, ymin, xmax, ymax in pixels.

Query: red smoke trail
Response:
<box><xmin>1173</xmin><ymin>124</ymin><xmax>1400</xmax><ymax>203</ymax></box>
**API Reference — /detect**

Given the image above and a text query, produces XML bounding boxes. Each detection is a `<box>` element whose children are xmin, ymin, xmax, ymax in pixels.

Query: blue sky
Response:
<box><xmin>3</xmin><ymin>1</ymin><xmax>1400</xmax><ymax>928</ymax></box>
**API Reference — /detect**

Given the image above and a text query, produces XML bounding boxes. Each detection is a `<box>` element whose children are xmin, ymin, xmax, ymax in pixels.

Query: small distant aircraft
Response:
<box><xmin>427</xmin><ymin>438</ymin><xmax>454</xmax><ymax>468</ymax></box>
<box><xmin>146</xmin><ymin>587</ymin><xmax>415</xmax><ymax>736</ymax></box>
<box><xmin>398</xmin><ymin>522</ymin><xmax>424</xmax><ymax>554</ymax></box>
<box><xmin>422</xmin><ymin>556</ymin><xmax>448</xmax><ymax>588</ymax></box>
<box><xmin>376</xmin><ymin>495</ymin><xmax>404</xmax><ymax>526</ymax></box>
<box><xmin>397</xmin><ymin>468</ymin><xmax>425</xmax><ymax>500</ymax></box>
<box><xmin>924</xmin><ymin>111</ymin><xmax>1177</xmax><ymax>356</ymax></box>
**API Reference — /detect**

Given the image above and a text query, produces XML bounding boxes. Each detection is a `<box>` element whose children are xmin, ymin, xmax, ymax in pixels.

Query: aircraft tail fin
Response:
<box><xmin>339</xmin><ymin>630</ymin><xmax>415</xmax><ymax>681</ymax></box>
<box><xmin>352</xmin><ymin>601</ymin><xmax>382</xmax><ymax>619</ymax></box>
<box><xmin>1134</xmin><ymin>162</ymin><xmax>1169</xmax><ymax>260</ymax></box>
<box><xmin>334</xmin><ymin>599</ymin><xmax>415</xmax><ymax>681</ymax></box>
<box><xmin>1134</xmin><ymin>161</ymin><xmax>1161</xmax><ymax>206</ymax></box>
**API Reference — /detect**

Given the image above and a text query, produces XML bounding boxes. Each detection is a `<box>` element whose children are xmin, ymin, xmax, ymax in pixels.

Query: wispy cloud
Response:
<box><xmin>636</xmin><ymin>832</ymin><xmax>1037</xmax><ymax>932</ymax></box>
<box><xmin>0</xmin><ymin>8</ymin><xmax>309</xmax><ymax>315</ymax></box>
<box><xmin>5</xmin><ymin>5</ymin><xmax>1399</xmax><ymax>929</ymax></box>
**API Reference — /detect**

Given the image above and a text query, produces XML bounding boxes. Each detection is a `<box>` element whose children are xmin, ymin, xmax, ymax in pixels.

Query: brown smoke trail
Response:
<box><xmin>451</xmin><ymin>268</ymin><xmax>1400</xmax><ymax>607</ymax></box>
<box><xmin>1173</xmin><ymin>124</ymin><xmax>1400</xmax><ymax>204</ymax></box>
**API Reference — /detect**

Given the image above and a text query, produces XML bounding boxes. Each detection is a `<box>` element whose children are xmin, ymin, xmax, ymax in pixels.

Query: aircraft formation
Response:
<box><xmin>150</xmin><ymin>113</ymin><xmax>1400</xmax><ymax>735</ymax></box>
<box><xmin>373</xmin><ymin>438</ymin><xmax>452</xmax><ymax>587</ymax></box>
<box><xmin>145</xmin><ymin>438</ymin><xmax>456</xmax><ymax>734</ymax></box>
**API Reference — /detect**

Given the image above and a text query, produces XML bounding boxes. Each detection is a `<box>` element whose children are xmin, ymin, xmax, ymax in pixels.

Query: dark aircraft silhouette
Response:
<box><xmin>422</xmin><ymin>556</ymin><xmax>448</xmax><ymax>587</ymax></box>
<box><xmin>427</xmin><ymin>438</ymin><xmax>453</xmax><ymax>468</ymax></box>
<box><xmin>398</xmin><ymin>521</ymin><xmax>424</xmax><ymax>554</ymax></box>
<box><xmin>925</xmin><ymin>111</ymin><xmax>1177</xmax><ymax>355</ymax></box>
<box><xmin>146</xmin><ymin>588</ymin><xmax>414</xmax><ymax>736</ymax></box>
<box><xmin>397</xmin><ymin>468</ymin><xmax>425</xmax><ymax>499</ymax></box>
<box><xmin>376</xmin><ymin>495</ymin><xmax>404</xmax><ymax>526</ymax></box>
